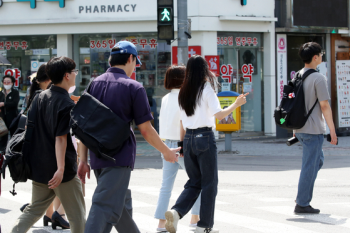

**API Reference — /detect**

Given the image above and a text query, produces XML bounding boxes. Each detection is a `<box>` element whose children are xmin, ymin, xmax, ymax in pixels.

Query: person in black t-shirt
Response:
<box><xmin>10</xmin><ymin>57</ymin><xmax>86</xmax><ymax>233</ymax></box>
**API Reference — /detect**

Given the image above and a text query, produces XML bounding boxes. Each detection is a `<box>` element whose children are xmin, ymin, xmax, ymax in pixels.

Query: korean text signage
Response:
<box><xmin>5</xmin><ymin>69</ymin><xmax>21</xmax><ymax>87</ymax></box>
<box><xmin>277</xmin><ymin>34</ymin><xmax>287</xmax><ymax>103</ymax></box>
<box><xmin>242</xmin><ymin>64</ymin><xmax>254</xmax><ymax>83</ymax></box>
<box><xmin>15</xmin><ymin>0</ymin><xmax>65</xmax><ymax>9</ymax></box>
<box><xmin>220</xmin><ymin>64</ymin><xmax>233</xmax><ymax>83</ymax></box>
<box><xmin>217</xmin><ymin>37</ymin><xmax>258</xmax><ymax>46</ymax></box>
<box><xmin>90</xmin><ymin>38</ymin><xmax>158</xmax><ymax>49</ymax></box>
<box><xmin>172</xmin><ymin>46</ymin><xmax>201</xmax><ymax>65</ymax></box>
<box><xmin>205</xmin><ymin>56</ymin><xmax>220</xmax><ymax>75</ymax></box>
<box><xmin>0</xmin><ymin>41</ymin><xmax>28</xmax><ymax>50</ymax></box>
<box><xmin>336</xmin><ymin>61</ymin><xmax>350</xmax><ymax>128</ymax></box>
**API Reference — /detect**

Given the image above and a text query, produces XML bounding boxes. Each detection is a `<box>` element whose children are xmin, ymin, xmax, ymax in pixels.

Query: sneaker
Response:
<box><xmin>294</xmin><ymin>204</ymin><xmax>320</xmax><ymax>214</ymax></box>
<box><xmin>195</xmin><ymin>226</ymin><xmax>219</xmax><ymax>233</ymax></box>
<box><xmin>189</xmin><ymin>223</ymin><xmax>197</xmax><ymax>228</ymax></box>
<box><xmin>156</xmin><ymin>227</ymin><xmax>167</xmax><ymax>232</ymax></box>
<box><xmin>165</xmin><ymin>210</ymin><xmax>180</xmax><ymax>233</ymax></box>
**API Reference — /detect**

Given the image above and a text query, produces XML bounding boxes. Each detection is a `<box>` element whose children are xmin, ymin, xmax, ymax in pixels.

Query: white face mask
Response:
<box><xmin>68</xmin><ymin>85</ymin><xmax>76</xmax><ymax>94</ymax></box>
<box><xmin>4</xmin><ymin>84</ymin><xmax>12</xmax><ymax>90</ymax></box>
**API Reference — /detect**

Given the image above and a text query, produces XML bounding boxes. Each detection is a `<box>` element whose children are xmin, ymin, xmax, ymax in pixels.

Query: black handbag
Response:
<box><xmin>70</xmin><ymin>82</ymin><xmax>130</xmax><ymax>163</ymax></box>
<box><xmin>1</xmin><ymin>94</ymin><xmax>39</xmax><ymax>196</ymax></box>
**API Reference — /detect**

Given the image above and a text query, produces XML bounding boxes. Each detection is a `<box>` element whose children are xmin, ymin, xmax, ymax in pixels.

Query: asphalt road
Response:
<box><xmin>0</xmin><ymin>137</ymin><xmax>349</xmax><ymax>233</ymax></box>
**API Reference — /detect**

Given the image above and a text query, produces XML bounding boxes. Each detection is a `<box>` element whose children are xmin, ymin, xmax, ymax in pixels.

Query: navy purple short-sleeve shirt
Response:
<box><xmin>88</xmin><ymin>67</ymin><xmax>153</xmax><ymax>170</ymax></box>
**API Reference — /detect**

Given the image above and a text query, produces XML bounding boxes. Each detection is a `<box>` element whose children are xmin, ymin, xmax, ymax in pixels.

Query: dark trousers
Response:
<box><xmin>84</xmin><ymin>166</ymin><xmax>140</xmax><ymax>233</ymax></box>
<box><xmin>172</xmin><ymin>127</ymin><xmax>218</xmax><ymax>228</ymax></box>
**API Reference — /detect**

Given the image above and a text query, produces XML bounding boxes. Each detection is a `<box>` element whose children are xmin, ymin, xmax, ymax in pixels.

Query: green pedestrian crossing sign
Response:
<box><xmin>157</xmin><ymin>0</ymin><xmax>174</xmax><ymax>41</ymax></box>
<box><xmin>158</xmin><ymin>7</ymin><xmax>173</xmax><ymax>23</ymax></box>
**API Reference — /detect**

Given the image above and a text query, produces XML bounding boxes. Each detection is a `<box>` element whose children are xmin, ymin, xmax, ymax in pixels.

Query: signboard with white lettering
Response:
<box><xmin>276</xmin><ymin>34</ymin><xmax>287</xmax><ymax>104</ymax></box>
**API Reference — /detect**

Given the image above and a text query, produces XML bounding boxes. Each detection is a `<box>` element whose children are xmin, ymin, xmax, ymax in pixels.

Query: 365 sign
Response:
<box><xmin>5</xmin><ymin>69</ymin><xmax>21</xmax><ymax>87</ymax></box>
<box><xmin>1</xmin><ymin>0</ymin><xmax>66</xmax><ymax>9</ymax></box>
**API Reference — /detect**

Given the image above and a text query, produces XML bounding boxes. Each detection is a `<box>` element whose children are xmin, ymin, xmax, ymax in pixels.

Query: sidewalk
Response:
<box><xmin>136</xmin><ymin>136</ymin><xmax>350</xmax><ymax>157</ymax></box>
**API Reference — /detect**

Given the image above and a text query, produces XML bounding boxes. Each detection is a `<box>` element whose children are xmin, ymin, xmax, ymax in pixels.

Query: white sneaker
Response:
<box><xmin>165</xmin><ymin>210</ymin><xmax>180</xmax><ymax>233</ymax></box>
<box><xmin>156</xmin><ymin>227</ymin><xmax>167</xmax><ymax>232</ymax></box>
<box><xmin>195</xmin><ymin>226</ymin><xmax>219</xmax><ymax>233</ymax></box>
<box><xmin>189</xmin><ymin>223</ymin><xmax>197</xmax><ymax>228</ymax></box>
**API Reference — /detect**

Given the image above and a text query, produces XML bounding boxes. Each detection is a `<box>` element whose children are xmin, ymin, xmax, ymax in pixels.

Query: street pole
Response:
<box><xmin>177</xmin><ymin>0</ymin><xmax>188</xmax><ymax>66</ymax></box>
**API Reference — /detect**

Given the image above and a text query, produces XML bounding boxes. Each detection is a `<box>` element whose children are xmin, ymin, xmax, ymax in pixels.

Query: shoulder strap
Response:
<box><xmin>301</xmin><ymin>69</ymin><xmax>317</xmax><ymax>81</ymax></box>
<box><xmin>25</xmin><ymin>94</ymin><xmax>40</xmax><ymax>142</ymax></box>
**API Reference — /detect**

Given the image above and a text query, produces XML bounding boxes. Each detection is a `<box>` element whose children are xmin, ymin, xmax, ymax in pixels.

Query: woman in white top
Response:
<box><xmin>164</xmin><ymin>56</ymin><xmax>248</xmax><ymax>233</ymax></box>
<box><xmin>155</xmin><ymin>66</ymin><xmax>201</xmax><ymax>232</ymax></box>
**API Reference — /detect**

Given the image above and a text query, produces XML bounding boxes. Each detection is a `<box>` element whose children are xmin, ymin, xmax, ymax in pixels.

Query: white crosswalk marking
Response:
<box><xmin>1</xmin><ymin>187</ymin><xmax>349</xmax><ymax>233</ymax></box>
<box><xmin>130</xmin><ymin>185</ymin><xmax>231</xmax><ymax>205</ymax></box>
<box><xmin>214</xmin><ymin>209</ymin><xmax>319</xmax><ymax>233</ymax></box>
<box><xmin>256</xmin><ymin>206</ymin><xmax>350</xmax><ymax>229</ymax></box>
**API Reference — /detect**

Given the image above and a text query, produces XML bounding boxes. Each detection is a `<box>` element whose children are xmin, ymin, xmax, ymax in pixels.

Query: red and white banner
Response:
<box><xmin>205</xmin><ymin>56</ymin><xmax>220</xmax><ymax>76</ymax></box>
<box><xmin>5</xmin><ymin>68</ymin><xmax>21</xmax><ymax>87</ymax></box>
<box><xmin>276</xmin><ymin>34</ymin><xmax>287</xmax><ymax>103</ymax></box>
<box><xmin>172</xmin><ymin>46</ymin><xmax>201</xmax><ymax>65</ymax></box>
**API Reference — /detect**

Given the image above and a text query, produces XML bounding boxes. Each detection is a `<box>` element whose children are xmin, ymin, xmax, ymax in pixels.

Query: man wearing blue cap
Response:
<box><xmin>78</xmin><ymin>41</ymin><xmax>180</xmax><ymax>233</ymax></box>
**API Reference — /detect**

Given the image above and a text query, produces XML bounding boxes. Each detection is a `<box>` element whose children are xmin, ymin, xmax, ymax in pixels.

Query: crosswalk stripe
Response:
<box><xmin>214</xmin><ymin>209</ymin><xmax>319</xmax><ymax>233</ymax></box>
<box><xmin>1</xmin><ymin>190</ymin><xmax>32</xmax><ymax>204</ymax></box>
<box><xmin>129</xmin><ymin>185</ymin><xmax>231</xmax><ymax>205</ymax></box>
<box><xmin>256</xmin><ymin>206</ymin><xmax>350</xmax><ymax>228</ymax></box>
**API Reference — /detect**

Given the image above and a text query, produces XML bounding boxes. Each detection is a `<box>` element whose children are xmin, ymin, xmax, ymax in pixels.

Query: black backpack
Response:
<box><xmin>70</xmin><ymin>82</ymin><xmax>130</xmax><ymax>163</ymax></box>
<box><xmin>274</xmin><ymin>69</ymin><xmax>318</xmax><ymax>130</ymax></box>
<box><xmin>1</xmin><ymin>93</ymin><xmax>39</xmax><ymax>196</ymax></box>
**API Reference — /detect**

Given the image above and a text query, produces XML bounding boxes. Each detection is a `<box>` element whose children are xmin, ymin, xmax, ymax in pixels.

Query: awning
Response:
<box><xmin>0</xmin><ymin>54</ymin><xmax>11</xmax><ymax>66</ymax></box>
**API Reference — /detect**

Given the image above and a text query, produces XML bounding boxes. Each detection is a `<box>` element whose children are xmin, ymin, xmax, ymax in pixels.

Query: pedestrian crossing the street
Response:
<box><xmin>1</xmin><ymin>182</ymin><xmax>349</xmax><ymax>233</ymax></box>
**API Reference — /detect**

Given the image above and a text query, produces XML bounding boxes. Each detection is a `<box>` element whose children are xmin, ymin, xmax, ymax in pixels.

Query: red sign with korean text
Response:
<box><xmin>90</xmin><ymin>38</ymin><xmax>158</xmax><ymax>50</ymax></box>
<box><xmin>5</xmin><ymin>68</ymin><xmax>21</xmax><ymax>87</ymax></box>
<box><xmin>220</xmin><ymin>64</ymin><xmax>234</xmax><ymax>83</ymax></box>
<box><xmin>172</xmin><ymin>46</ymin><xmax>202</xmax><ymax>65</ymax></box>
<box><xmin>0</xmin><ymin>41</ymin><xmax>28</xmax><ymax>50</ymax></box>
<box><xmin>218</xmin><ymin>37</ymin><xmax>258</xmax><ymax>47</ymax></box>
<box><xmin>242</xmin><ymin>64</ymin><xmax>254</xmax><ymax>83</ymax></box>
<box><xmin>205</xmin><ymin>56</ymin><xmax>220</xmax><ymax>75</ymax></box>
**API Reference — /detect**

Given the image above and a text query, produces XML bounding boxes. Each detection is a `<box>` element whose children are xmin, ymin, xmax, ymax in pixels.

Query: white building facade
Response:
<box><xmin>0</xmin><ymin>0</ymin><xmax>276</xmax><ymax>136</ymax></box>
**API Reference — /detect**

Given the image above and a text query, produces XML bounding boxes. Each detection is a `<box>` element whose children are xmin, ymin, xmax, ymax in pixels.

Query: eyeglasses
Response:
<box><xmin>3</xmin><ymin>81</ymin><xmax>12</xmax><ymax>85</ymax></box>
<box><xmin>320</xmin><ymin>51</ymin><xmax>325</xmax><ymax>56</ymax></box>
<box><xmin>70</xmin><ymin>69</ymin><xmax>79</xmax><ymax>75</ymax></box>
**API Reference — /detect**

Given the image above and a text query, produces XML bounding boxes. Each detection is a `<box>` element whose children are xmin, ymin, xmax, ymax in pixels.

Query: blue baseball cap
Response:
<box><xmin>110</xmin><ymin>41</ymin><xmax>142</xmax><ymax>65</ymax></box>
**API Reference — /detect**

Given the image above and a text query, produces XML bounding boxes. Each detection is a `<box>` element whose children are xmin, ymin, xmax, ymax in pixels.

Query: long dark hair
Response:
<box><xmin>178</xmin><ymin>55</ymin><xmax>218</xmax><ymax>116</ymax></box>
<box><xmin>28</xmin><ymin>63</ymin><xmax>50</xmax><ymax>107</ymax></box>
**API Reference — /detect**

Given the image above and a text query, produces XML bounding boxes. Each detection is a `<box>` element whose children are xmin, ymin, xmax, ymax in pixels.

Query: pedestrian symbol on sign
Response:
<box><xmin>161</xmin><ymin>8</ymin><xmax>171</xmax><ymax>21</ymax></box>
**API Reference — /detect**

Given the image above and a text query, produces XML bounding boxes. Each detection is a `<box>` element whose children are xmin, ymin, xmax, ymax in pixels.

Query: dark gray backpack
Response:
<box><xmin>274</xmin><ymin>69</ymin><xmax>318</xmax><ymax>130</ymax></box>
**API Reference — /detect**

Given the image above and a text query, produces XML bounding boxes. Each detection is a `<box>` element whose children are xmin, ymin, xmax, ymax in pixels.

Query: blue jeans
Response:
<box><xmin>172</xmin><ymin>127</ymin><xmax>218</xmax><ymax>228</ymax></box>
<box><xmin>154</xmin><ymin>140</ymin><xmax>201</xmax><ymax>220</ymax></box>
<box><xmin>295</xmin><ymin>133</ymin><xmax>324</xmax><ymax>207</ymax></box>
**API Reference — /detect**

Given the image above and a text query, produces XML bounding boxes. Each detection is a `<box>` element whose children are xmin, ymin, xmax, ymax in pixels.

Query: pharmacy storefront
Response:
<box><xmin>0</xmin><ymin>0</ymin><xmax>277</xmax><ymax>136</ymax></box>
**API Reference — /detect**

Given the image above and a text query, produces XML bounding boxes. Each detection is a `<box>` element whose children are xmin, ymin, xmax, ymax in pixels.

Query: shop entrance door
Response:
<box><xmin>218</xmin><ymin>40</ymin><xmax>264</xmax><ymax>133</ymax></box>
